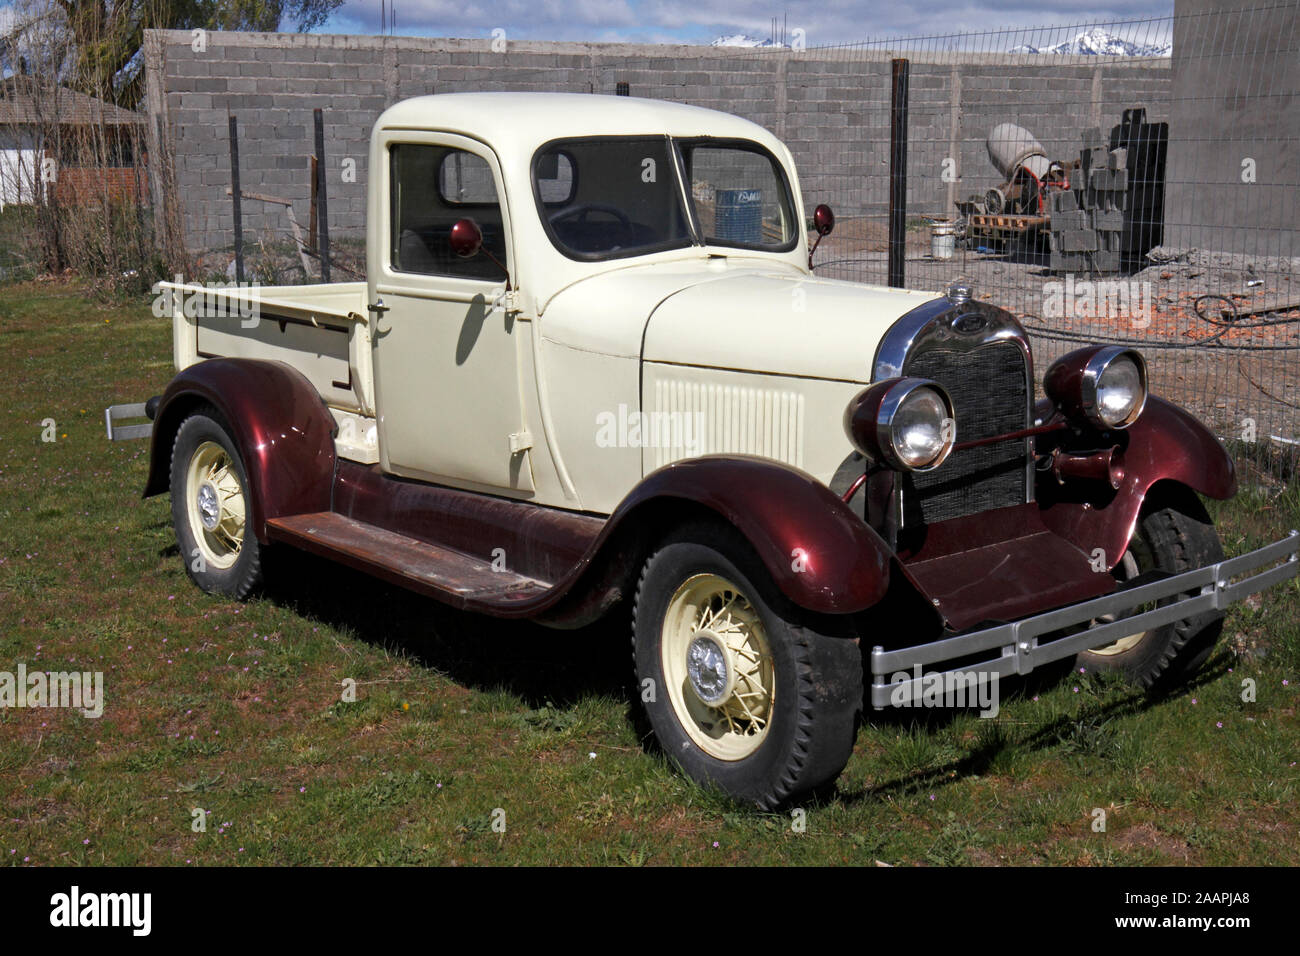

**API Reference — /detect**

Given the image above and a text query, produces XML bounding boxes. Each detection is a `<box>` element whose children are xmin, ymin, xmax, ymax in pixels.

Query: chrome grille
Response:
<box><xmin>902</xmin><ymin>341</ymin><xmax>1030</xmax><ymax>525</ymax></box>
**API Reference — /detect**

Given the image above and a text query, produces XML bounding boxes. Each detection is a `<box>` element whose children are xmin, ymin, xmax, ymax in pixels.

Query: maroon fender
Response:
<box><xmin>1039</xmin><ymin>395</ymin><xmax>1236</xmax><ymax>566</ymax></box>
<box><xmin>142</xmin><ymin>359</ymin><xmax>336</xmax><ymax>541</ymax></box>
<box><xmin>607</xmin><ymin>455</ymin><xmax>893</xmax><ymax>615</ymax></box>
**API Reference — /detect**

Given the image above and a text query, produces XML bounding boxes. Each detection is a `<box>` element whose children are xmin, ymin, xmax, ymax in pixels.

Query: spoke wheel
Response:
<box><xmin>661</xmin><ymin>573</ymin><xmax>775</xmax><ymax>761</ymax></box>
<box><xmin>1073</xmin><ymin>491</ymin><xmax>1225</xmax><ymax>689</ymax></box>
<box><xmin>185</xmin><ymin>441</ymin><xmax>247</xmax><ymax>570</ymax></box>
<box><xmin>1087</xmin><ymin>547</ymin><xmax>1156</xmax><ymax>656</ymax></box>
<box><xmin>632</xmin><ymin>524</ymin><xmax>863</xmax><ymax>809</ymax></box>
<box><xmin>169</xmin><ymin>406</ymin><xmax>264</xmax><ymax>600</ymax></box>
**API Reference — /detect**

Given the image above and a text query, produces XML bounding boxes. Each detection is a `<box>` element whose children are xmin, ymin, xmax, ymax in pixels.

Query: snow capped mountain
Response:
<box><xmin>710</xmin><ymin>34</ymin><xmax>786</xmax><ymax>48</ymax></box>
<box><xmin>1010</xmin><ymin>27</ymin><xmax>1170</xmax><ymax>57</ymax></box>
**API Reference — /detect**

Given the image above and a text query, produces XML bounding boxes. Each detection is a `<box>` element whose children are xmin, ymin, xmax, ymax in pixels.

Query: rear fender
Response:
<box><xmin>143</xmin><ymin>359</ymin><xmax>337</xmax><ymax>542</ymax></box>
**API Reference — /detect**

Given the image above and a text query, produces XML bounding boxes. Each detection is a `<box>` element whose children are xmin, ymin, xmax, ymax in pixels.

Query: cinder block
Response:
<box><xmin>1060</xmin><ymin>229</ymin><xmax>1098</xmax><ymax>253</ymax></box>
<box><xmin>1093</xmin><ymin>250</ymin><xmax>1121</xmax><ymax>272</ymax></box>
<box><xmin>1050</xmin><ymin>249</ymin><xmax>1087</xmax><ymax>273</ymax></box>
<box><xmin>1091</xmin><ymin>209</ymin><xmax>1123</xmax><ymax>231</ymax></box>
<box><xmin>1082</xmin><ymin>146</ymin><xmax>1107</xmax><ymax>171</ymax></box>
<box><xmin>1108</xmin><ymin>148</ymin><xmax>1127</xmax><ymax>171</ymax></box>
<box><xmin>1052</xmin><ymin>189</ymin><xmax>1079</xmax><ymax>213</ymax></box>
<box><xmin>1082</xmin><ymin>126</ymin><xmax>1103</xmax><ymax>148</ymax></box>
<box><xmin>1054</xmin><ymin>209</ymin><xmax>1088</xmax><ymax>230</ymax></box>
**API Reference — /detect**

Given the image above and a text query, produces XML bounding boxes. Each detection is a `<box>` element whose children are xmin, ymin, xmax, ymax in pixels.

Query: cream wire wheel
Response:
<box><xmin>170</xmin><ymin>409</ymin><xmax>265</xmax><ymax>600</ymax></box>
<box><xmin>1087</xmin><ymin>550</ymin><xmax>1151</xmax><ymax>656</ymax></box>
<box><xmin>1072</xmin><ymin>492</ymin><xmax>1225</xmax><ymax>690</ymax></box>
<box><xmin>184</xmin><ymin>440</ymin><xmax>247</xmax><ymax>570</ymax></box>
<box><xmin>660</xmin><ymin>573</ymin><xmax>775</xmax><ymax>761</ymax></box>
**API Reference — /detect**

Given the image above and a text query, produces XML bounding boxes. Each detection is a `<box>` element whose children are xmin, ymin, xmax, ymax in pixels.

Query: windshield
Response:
<box><xmin>533</xmin><ymin>136</ymin><xmax>797</xmax><ymax>261</ymax></box>
<box><xmin>677</xmin><ymin>139</ymin><xmax>797</xmax><ymax>252</ymax></box>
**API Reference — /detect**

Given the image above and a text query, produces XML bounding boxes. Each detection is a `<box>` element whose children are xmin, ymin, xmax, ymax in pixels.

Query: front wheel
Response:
<box><xmin>632</xmin><ymin>525</ymin><xmax>862</xmax><ymax>809</ymax></box>
<box><xmin>1074</xmin><ymin>489</ymin><xmax>1225</xmax><ymax>689</ymax></box>
<box><xmin>169</xmin><ymin>406</ymin><xmax>263</xmax><ymax>599</ymax></box>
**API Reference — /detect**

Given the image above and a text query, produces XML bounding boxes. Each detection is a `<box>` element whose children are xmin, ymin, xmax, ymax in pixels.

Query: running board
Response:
<box><xmin>266</xmin><ymin>512</ymin><xmax>550</xmax><ymax>610</ymax></box>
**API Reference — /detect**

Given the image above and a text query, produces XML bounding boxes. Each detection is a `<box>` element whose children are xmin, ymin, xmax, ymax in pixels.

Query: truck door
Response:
<box><xmin>368</xmin><ymin>132</ymin><xmax>533</xmax><ymax>494</ymax></box>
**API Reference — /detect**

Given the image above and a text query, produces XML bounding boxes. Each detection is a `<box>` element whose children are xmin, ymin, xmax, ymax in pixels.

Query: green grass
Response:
<box><xmin>1</xmin><ymin>278</ymin><xmax>1298</xmax><ymax>866</ymax></box>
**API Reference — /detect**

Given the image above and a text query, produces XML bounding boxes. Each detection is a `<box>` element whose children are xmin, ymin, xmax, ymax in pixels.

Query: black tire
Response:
<box><xmin>632</xmin><ymin>523</ymin><xmax>862</xmax><ymax>809</ymax></box>
<box><xmin>169</xmin><ymin>406</ymin><xmax>263</xmax><ymax>599</ymax></box>
<box><xmin>1074</xmin><ymin>489</ymin><xmax>1225</xmax><ymax>690</ymax></box>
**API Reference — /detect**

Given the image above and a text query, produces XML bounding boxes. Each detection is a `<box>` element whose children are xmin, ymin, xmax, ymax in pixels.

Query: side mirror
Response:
<box><xmin>809</xmin><ymin>203</ymin><xmax>835</xmax><ymax>269</ymax></box>
<box><xmin>449</xmin><ymin>218</ymin><xmax>483</xmax><ymax>258</ymax></box>
<box><xmin>813</xmin><ymin>203</ymin><xmax>835</xmax><ymax>237</ymax></box>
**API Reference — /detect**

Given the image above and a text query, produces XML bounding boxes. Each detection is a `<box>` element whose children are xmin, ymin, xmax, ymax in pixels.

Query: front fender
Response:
<box><xmin>1039</xmin><ymin>395</ymin><xmax>1236</xmax><ymax>565</ymax></box>
<box><xmin>142</xmin><ymin>359</ymin><xmax>336</xmax><ymax>542</ymax></box>
<box><xmin>609</xmin><ymin>455</ymin><xmax>892</xmax><ymax>615</ymax></box>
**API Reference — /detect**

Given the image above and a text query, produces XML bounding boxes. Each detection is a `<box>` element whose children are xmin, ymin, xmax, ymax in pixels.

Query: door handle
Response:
<box><xmin>367</xmin><ymin>301</ymin><xmax>390</xmax><ymax>314</ymax></box>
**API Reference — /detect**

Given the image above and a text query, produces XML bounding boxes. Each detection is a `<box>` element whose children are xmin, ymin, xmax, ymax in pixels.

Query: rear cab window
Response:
<box><xmin>390</xmin><ymin>143</ymin><xmax>509</xmax><ymax>280</ymax></box>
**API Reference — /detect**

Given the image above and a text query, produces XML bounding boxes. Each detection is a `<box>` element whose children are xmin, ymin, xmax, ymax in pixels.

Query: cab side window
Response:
<box><xmin>390</xmin><ymin>144</ymin><xmax>509</xmax><ymax>280</ymax></box>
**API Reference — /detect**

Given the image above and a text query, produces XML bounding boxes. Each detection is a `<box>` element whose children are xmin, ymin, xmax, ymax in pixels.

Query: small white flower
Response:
<box><xmin>588</xmin><ymin>752</ymin><xmax>597</xmax><ymax>760</ymax></box>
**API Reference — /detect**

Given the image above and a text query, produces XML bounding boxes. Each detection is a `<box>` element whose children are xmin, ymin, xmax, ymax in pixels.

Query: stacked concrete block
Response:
<box><xmin>1049</xmin><ymin>127</ymin><xmax>1128</xmax><ymax>273</ymax></box>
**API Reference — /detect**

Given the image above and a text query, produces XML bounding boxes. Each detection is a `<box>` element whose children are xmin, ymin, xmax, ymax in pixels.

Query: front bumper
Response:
<box><xmin>870</xmin><ymin>531</ymin><xmax>1299</xmax><ymax>709</ymax></box>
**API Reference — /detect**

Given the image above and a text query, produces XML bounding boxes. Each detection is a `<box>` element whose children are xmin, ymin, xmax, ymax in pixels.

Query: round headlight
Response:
<box><xmin>1044</xmin><ymin>345</ymin><xmax>1148</xmax><ymax>431</ymax></box>
<box><xmin>1093</xmin><ymin>353</ymin><xmax>1145</xmax><ymax>428</ymax></box>
<box><xmin>1086</xmin><ymin>348</ymin><xmax>1147</xmax><ymax>429</ymax></box>
<box><xmin>891</xmin><ymin>387</ymin><xmax>951</xmax><ymax>469</ymax></box>
<box><xmin>844</xmin><ymin>377</ymin><xmax>956</xmax><ymax>472</ymax></box>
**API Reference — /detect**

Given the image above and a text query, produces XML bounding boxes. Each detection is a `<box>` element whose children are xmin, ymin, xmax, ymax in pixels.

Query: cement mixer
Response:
<box><xmin>955</xmin><ymin>123</ymin><xmax>1072</xmax><ymax>245</ymax></box>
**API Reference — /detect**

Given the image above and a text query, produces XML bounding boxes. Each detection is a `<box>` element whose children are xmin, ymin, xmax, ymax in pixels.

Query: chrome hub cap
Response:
<box><xmin>686</xmin><ymin>632</ymin><xmax>734</xmax><ymax>706</ymax></box>
<box><xmin>197</xmin><ymin>483</ymin><xmax>220</xmax><ymax>531</ymax></box>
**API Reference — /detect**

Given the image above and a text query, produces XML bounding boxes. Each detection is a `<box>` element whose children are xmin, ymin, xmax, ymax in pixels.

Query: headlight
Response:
<box><xmin>844</xmin><ymin>377</ymin><xmax>956</xmax><ymax>472</ymax></box>
<box><xmin>1044</xmin><ymin>346</ymin><xmax>1148</xmax><ymax>430</ymax></box>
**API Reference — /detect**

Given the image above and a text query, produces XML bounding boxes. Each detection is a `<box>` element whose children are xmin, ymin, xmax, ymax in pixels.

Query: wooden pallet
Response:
<box><xmin>969</xmin><ymin>213</ymin><xmax>1050</xmax><ymax>234</ymax></box>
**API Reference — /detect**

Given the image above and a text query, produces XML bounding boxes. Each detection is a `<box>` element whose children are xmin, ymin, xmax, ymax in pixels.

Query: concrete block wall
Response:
<box><xmin>143</xmin><ymin>29</ymin><xmax>1171</xmax><ymax>258</ymax></box>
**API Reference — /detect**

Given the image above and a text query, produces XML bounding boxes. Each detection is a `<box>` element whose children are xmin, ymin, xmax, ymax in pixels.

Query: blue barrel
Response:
<box><xmin>714</xmin><ymin>188</ymin><xmax>763</xmax><ymax>243</ymax></box>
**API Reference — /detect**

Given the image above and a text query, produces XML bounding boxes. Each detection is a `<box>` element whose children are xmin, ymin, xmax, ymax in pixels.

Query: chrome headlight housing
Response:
<box><xmin>1044</xmin><ymin>346</ymin><xmax>1148</xmax><ymax>430</ymax></box>
<box><xmin>844</xmin><ymin>377</ymin><xmax>957</xmax><ymax>472</ymax></box>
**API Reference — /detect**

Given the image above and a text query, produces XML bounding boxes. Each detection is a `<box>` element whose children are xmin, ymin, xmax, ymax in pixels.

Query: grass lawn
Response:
<box><xmin>1</xmin><ymin>279</ymin><xmax>1297</xmax><ymax>866</ymax></box>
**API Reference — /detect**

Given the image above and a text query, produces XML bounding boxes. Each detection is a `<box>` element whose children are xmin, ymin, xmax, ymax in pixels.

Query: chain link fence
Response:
<box><xmin>751</xmin><ymin>5</ymin><xmax>1298</xmax><ymax>467</ymax></box>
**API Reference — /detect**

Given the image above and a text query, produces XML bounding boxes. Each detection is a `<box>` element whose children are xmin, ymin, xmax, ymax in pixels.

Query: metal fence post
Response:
<box><xmin>888</xmin><ymin>57</ymin><xmax>910</xmax><ymax>289</ymax></box>
<box><xmin>314</xmin><ymin>108</ymin><xmax>330</xmax><ymax>283</ymax></box>
<box><xmin>228</xmin><ymin>114</ymin><xmax>243</xmax><ymax>284</ymax></box>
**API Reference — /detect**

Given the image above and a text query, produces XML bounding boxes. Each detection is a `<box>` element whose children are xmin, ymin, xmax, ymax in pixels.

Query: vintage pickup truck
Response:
<box><xmin>112</xmin><ymin>92</ymin><xmax>1297</xmax><ymax>808</ymax></box>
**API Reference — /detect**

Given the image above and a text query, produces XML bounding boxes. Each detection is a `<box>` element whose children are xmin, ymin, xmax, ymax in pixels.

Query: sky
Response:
<box><xmin>325</xmin><ymin>1</ymin><xmax>1175</xmax><ymax>46</ymax></box>
<box><xmin>0</xmin><ymin>2</ymin><xmax>1176</xmax><ymax>50</ymax></box>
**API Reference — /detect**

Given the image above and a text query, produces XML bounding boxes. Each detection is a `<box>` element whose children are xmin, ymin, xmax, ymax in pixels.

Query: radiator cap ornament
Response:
<box><xmin>944</xmin><ymin>280</ymin><xmax>973</xmax><ymax>306</ymax></box>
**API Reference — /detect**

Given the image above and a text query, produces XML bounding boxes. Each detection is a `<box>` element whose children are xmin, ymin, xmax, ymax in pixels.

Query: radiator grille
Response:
<box><xmin>901</xmin><ymin>341</ymin><xmax>1029</xmax><ymax>525</ymax></box>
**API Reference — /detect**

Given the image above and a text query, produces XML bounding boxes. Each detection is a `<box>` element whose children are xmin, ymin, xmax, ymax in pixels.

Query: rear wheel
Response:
<box><xmin>632</xmin><ymin>525</ymin><xmax>862</xmax><ymax>809</ymax></box>
<box><xmin>170</xmin><ymin>407</ymin><xmax>263</xmax><ymax>599</ymax></box>
<box><xmin>1074</xmin><ymin>490</ymin><xmax>1225</xmax><ymax>689</ymax></box>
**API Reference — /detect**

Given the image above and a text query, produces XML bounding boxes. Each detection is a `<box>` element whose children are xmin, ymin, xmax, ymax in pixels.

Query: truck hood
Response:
<box><xmin>540</xmin><ymin>259</ymin><xmax>936</xmax><ymax>384</ymax></box>
<box><xmin>643</xmin><ymin>271</ymin><xmax>936</xmax><ymax>383</ymax></box>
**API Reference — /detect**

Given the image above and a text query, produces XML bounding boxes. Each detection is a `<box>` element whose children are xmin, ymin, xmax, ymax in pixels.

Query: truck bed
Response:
<box><xmin>164</xmin><ymin>280</ymin><xmax>374</xmax><ymax>418</ymax></box>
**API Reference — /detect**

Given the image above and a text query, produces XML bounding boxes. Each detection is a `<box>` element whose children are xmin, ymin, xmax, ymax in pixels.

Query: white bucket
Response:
<box><xmin>931</xmin><ymin>221</ymin><xmax>957</xmax><ymax>259</ymax></box>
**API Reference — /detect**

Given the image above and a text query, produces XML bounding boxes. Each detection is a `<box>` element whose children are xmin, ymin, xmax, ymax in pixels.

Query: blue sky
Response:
<box><xmin>324</xmin><ymin>1</ymin><xmax>1175</xmax><ymax>45</ymax></box>
<box><xmin>0</xmin><ymin>2</ymin><xmax>1176</xmax><ymax>49</ymax></box>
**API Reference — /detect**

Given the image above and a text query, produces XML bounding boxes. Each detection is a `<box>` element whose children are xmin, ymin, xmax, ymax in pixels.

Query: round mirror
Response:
<box><xmin>449</xmin><ymin>218</ymin><xmax>483</xmax><ymax>258</ymax></box>
<box><xmin>813</xmin><ymin>204</ymin><xmax>835</xmax><ymax>237</ymax></box>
